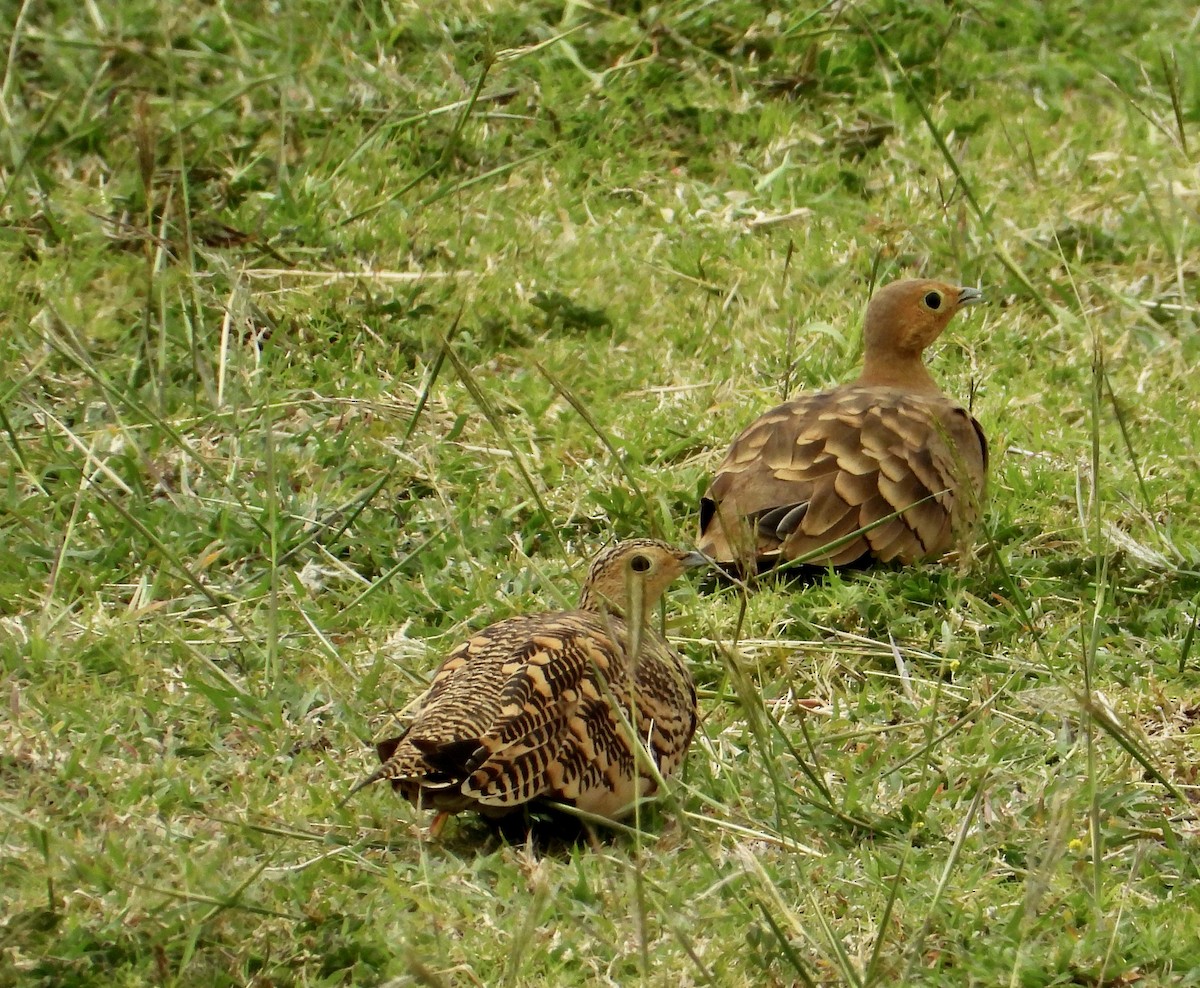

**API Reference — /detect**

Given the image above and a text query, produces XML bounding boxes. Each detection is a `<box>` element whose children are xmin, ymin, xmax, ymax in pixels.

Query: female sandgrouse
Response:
<box><xmin>350</xmin><ymin>540</ymin><xmax>706</xmax><ymax>833</ymax></box>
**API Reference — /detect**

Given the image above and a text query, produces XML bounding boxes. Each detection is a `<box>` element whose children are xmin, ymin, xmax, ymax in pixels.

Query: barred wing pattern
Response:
<box><xmin>371</xmin><ymin>611</ymin><xmax>697</xmax><ymax>821</ymax></box>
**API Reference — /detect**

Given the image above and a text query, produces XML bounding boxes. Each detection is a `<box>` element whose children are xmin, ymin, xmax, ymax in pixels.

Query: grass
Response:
<box><xmin>2</xmin><ymin>0</ymin><xmax>1200</xmax><ymax>984</ymax></box>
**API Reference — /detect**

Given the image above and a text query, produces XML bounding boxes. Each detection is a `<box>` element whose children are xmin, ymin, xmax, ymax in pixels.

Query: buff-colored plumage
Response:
<box><xmin>350</xmin><ymin>540</ymin><xmax>707</xmax><ymax>830</ymax></box>
<box><xmin>699</xmin><ymin>279</ymin><xmax>987</xmax><ymax>569</ymax></box>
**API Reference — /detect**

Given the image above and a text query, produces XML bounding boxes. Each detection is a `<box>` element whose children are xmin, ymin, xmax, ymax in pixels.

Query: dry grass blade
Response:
<box><xmin>241</xmin><ymin>268</ymin><xmax>472</xmax><ymax>283</ymax></box>
<box><xmin>1086</xmin><ymin>287</ymin><xmax>1106</xmax><ymax>911</ymax></box>
<box><xmin>1078</xmin><ymin>692</ymin><xmax>1183</xmax><ymax>802</ymax></box>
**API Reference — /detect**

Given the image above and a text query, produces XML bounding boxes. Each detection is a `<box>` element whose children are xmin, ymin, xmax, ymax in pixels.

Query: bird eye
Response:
<box><xmin>629</xmin><ymin>555</ymin><xmax>652</xmax><ymax>573</ymax></box>
<box><xmin>923</xmin><ymin>291</ymin><xmax>943</xmax><ymax>310</ymax></box>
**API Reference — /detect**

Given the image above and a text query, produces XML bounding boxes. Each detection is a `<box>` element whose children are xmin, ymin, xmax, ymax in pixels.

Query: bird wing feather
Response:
<box><xmin>373</xmin><ymin>615</ymin><xmax>567</xmax><ymax>792</ymax></box>
<box><xmin>461</xmin><ymin>621</ymin><xmax>604</xmax><ymax>807</ymax></box>
<box><xmin>464</xmin><ymin>615</ymin><xmax>697</xmax><ymax>816</ymax></box>
<box><xmin>699</xmin><ymin>384</ymin><xmax>986</xmax><ymax>567</ymax></box>
<box><xmin>379</xmin><ymin>611</ymin><xmax>686</xmax><ymax>814</ymax></box>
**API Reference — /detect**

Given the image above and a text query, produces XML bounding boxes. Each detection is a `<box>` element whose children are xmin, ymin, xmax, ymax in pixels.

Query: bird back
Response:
<box><xmin>373</xmin><ymin>609</ymin><xmax>697</xmax><ymax>819</ymax></box>
<box><xmin>700</xmin><ymin>383</ymin><xmax>987</xmax><ymax>567</ymax></box>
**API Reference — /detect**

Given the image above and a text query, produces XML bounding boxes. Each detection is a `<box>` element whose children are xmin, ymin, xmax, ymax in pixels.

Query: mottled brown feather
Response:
<box><xmin>349</xmin><ymin>540</ymin><xmax>706</xmax><ymax>828</ymax></box>
<box><xmin>699</xmin><ymin>279</ymin><xmax>987</xmax><ymax>569</ymax></box>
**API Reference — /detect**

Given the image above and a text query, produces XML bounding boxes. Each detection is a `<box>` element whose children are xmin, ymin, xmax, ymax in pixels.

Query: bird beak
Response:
<box><xmin>678</xmin><ymin>550</ymin><xmax>711</xmax><ymax>570</ymax></box>
<box><xmin>957</xmin><ymin>286</ymin><xmax>985</xmax><ymax>307</ymax></box>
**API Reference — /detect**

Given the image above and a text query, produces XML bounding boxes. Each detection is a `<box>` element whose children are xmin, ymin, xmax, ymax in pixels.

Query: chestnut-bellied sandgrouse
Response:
<box><xmin>699</xmin><ymin>279</ymin><xmax>987</xmax><ymax>570</ymax></box>
<box><xmin>349</xmin><ymin>540</ymin><xmax>707</xmax><ymax>834</ymax></box>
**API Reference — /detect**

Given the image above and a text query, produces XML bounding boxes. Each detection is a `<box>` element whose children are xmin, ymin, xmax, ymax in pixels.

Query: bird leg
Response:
<box><xmin>428</xmin><ymin>811</ymin><xmax>450</xmax><ymax>839</ymax></box>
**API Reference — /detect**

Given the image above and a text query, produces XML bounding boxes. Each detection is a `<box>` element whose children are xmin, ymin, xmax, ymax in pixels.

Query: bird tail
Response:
<box><xmin>336</xmin><ymin>733</ymin><xmax>409</xmax><ymax>809</ymax></box>
<box><xmin>336</xmin><ymin>765</ymin><xmax>393</xmax><ymax>809</ymax></box>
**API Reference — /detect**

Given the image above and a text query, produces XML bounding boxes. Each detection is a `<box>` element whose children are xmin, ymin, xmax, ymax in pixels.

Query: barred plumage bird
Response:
<box><xmin>699</xmin><ymin>279</ymin><xmax>987</xmax><ymax>570</ymax></box>
<box><xmin>349</xmin><ymin>540</ymin><xmax>707</xmax><ymax>834</ymax></box>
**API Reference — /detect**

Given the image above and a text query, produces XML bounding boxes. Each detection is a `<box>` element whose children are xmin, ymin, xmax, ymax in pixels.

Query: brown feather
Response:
<box><xmin>699</xmin><ymin>279</ymin><xmax>987</xmax><ymax>569</ymax></box>
<box><xmin>348</xmin><ymin>540</ymin><xmax>706</xmax><ymax>829</ymax></box>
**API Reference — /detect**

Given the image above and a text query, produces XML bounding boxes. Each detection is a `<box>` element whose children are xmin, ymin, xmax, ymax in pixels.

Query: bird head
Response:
<box><xmin>863</xmin><ymin>279</ymin><xmax>983</xmax><ymax>357</ymax></box>
<box><xmin>577</xmin><ymin>539</ymin><xmax>708</xmax><ymax>618</ymax></box>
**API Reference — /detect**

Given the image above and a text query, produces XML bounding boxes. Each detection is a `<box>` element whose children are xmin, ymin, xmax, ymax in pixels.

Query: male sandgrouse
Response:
<box><xmin>349</xmin><ymin>540</ymin><xmax>706</xmax><ymax>833</ymax></box>
<box><xmin>699</xmin><ymin>279</ymin><xmax>987</xmax><ymax>570</ymax></box>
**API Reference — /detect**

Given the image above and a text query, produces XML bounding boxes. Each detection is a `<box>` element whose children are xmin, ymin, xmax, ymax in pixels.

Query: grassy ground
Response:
<box><xmin>2</xmin><ymin>0</ymin><xmax>1200</xmax><ymax>984</ymax></box>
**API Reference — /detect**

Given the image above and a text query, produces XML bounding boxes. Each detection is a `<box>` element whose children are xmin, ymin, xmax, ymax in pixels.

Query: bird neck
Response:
<box><xmin>578</xmin><ymin>588</ymin><xmax>655</xmax><ymax>625</ymax></box>
<box><xmin>856</xmin><ymin>351</ymin><xmax>942</xmax><ymax>395</ymax></box>
<box><xmin>578</xmin><ymin>587</ymin><xmax>624</xmax><ymax>617</ymax></box>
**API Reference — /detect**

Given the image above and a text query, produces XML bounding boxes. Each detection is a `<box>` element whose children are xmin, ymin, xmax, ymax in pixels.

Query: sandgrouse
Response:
<box><xmin>698</xmin><ymin>279</ymin><xmax>987</xmax><ymax>570</ymax></box>
<box><xmin>349</xmin><ymin>540</ymin><xmax>707</xmax><ymax>833</ymax></box>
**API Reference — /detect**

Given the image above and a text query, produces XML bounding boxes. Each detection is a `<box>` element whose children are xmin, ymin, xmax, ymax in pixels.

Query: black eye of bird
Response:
<box><xmin>924</xmin><ymin>291</ymin><xmax>942</xmax><ymax>310</ymax></box>
<box><xmin>630</xmin><ymin>555</ymin><xmax>652</xmax><ymax>573</ymax></box>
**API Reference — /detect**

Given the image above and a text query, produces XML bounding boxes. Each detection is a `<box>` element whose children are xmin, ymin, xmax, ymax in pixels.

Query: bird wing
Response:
<box><xmin>464</xmin><ymin>613</ymin><xmax>697</xmax><ymax>818</ymax></box>
<box><xmin>460</xmin><ymin>619</ymin><xmax>604</xmax><ymax>808</ymax></box>
<box><xmin>699</xmin><ymin>385</ymin><xmax>986</xmax><ymax>567</ymax></box>
<box><xmin>369</xmin><ymin>609</ymin><xmax>696</xmax><ymax>820</ymax></box>
<box><xmin>370</xmin><ymin>615</ymin><xmax>565</xmax><ymax>793</ymax></box>
<box><xmin>543</xmin><ymin>627</ymin><xmax>696</xmax><ymax>818</ymax></box>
